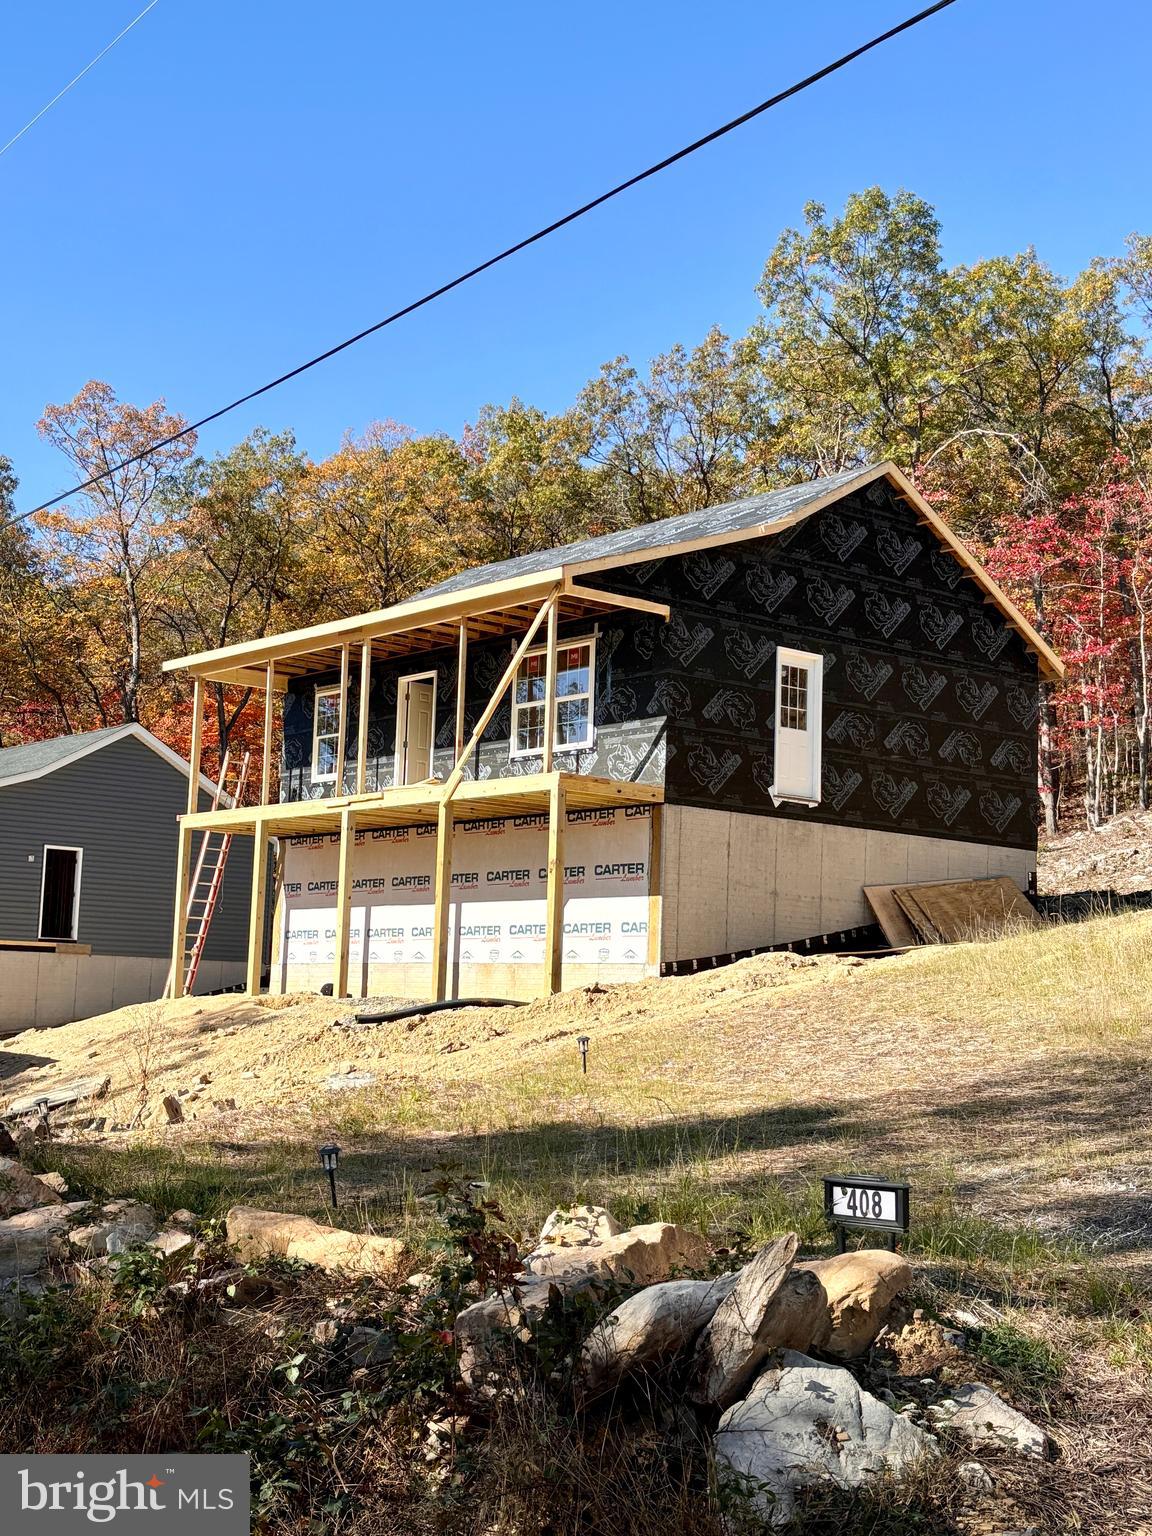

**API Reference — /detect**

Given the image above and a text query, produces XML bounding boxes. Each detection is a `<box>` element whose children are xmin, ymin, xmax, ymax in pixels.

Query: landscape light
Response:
<box><xmin>34</xmin><ymin>1096</ymin><xmax>51</xmax><ymax>1139</ymax></box>
<box><xmin>318</xmin><ymin>1143</ymin><xmax>341</xmax><ymax>1207</ymax></box>
<box><xmin>577</xmin><ymin>1035</ymin><xmax>590</xmax><ymax>1074</ymax></box>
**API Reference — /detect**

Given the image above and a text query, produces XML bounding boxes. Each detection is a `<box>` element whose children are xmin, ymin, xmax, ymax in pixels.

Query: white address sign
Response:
<box><xmin>828</xmin><ymin>1184</ymin><xmax>899</xmax><ymax>1225</ymax></box>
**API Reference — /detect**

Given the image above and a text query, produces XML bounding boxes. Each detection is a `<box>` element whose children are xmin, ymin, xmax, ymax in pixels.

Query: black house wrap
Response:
<box><xmin>280</xmin><ymin>474</ymin><xmax>1038</xmax><ymax>852</ymax></box>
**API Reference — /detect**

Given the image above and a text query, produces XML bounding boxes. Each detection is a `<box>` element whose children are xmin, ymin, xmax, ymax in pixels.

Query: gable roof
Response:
<box><xmin>162</xmin><ymin>461</ymin><xmax>1063</xmax><ymax>682</ymax></box>
<box><xmin>0</xmin><ymin>723</ymin><xmax>219</xmax><ymax>795</ymax></box>
<box><xmin>417</xmin><ymin>460</ymin><xmax>1062</xmax><ymax>680</ymax></box>
<box><xmin>414</xmin><ymin>464</ymin><xmax>870</xmax><ymax>601</ymax></box>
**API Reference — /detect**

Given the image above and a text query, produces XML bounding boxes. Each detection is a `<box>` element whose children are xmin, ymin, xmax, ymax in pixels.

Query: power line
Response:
<box><xmin>0</xmin><ymin>0</ymin><xmax>162</xmax><ymax>161</ymax></box>
<box><xmin>6</xmin><ymin>0</ymin><xmax>957</xmax><ymax>532</ymax></box>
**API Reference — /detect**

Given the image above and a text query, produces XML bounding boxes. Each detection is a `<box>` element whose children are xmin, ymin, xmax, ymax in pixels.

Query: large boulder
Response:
<box><xmin>797</xmin><ymin>1249</ymin><xmax>912</xmax><ymax>1359</ymax></box>
<box><xmin>0</xmin><ymin>1202</ymin><xmax>91</xmax><ymax>1280</ymax></box>
<box><xmin>0</xmin><ymin>1158</ymin><xmax>64</xmax><ymax>1218</ymax></box>
<box><xmin>714</xmin><ymin>1350</ymin><xmax>938</xmax><ymax>1527</ymax></box>
<box><xmin>224</xmin><ymin>1205</ymin><xmax>404</xmax><ymax>1277</ymax></box>
<box><xmin>928</xmin><ymin>1383</ymin><xmax>1049</xmax><ymax>1458</ymax></box>
<box><xmin>580</xmin><ymin>1274</ymin><xmax>738</xmax><ymax>1399</ymax></box>
<box><xmin>688</xmin><ymin>1235</ymin><xmax>827</xmax><ymax>1408</ymax></box>
<box><xmin>521</xmin><ymin>1221</ymin><xmax>708</xmax><ymax>1286</ymax></box>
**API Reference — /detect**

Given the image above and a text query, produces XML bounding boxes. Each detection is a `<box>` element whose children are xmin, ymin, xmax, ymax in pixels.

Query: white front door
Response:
<box><xmin>771</xmin><ymin>648</ymin><xmax>823</xmax><ymax>804</ymax></box>
<box><xmin>397</xmin><ymin>675</ymin><xmax>436</xmax><ymax>784</ymax></box>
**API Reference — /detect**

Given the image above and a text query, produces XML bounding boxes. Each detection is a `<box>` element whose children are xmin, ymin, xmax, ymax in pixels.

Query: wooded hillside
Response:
<box><xmin>3</xmin><ymin>186</ymin><xmax>1152</xmax><ymax>831</ymax></box>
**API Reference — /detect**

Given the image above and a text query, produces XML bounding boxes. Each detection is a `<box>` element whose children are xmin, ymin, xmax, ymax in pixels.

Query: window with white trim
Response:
<box><xmin>311</xmin><ymin>684</ymin><xmax>342</xmax><ymax>782</ymax></box>
<box><xmin>771</xmin><ymin>647</ymin><xmax>823</xmax><ymax>805</ymax></box>
<box><xmin>512</xmin><ymin>638</ymin><xmax>595</xmax><ymax>755</ymax></box>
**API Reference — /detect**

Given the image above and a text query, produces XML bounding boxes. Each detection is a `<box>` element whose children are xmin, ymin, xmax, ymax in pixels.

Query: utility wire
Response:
<box><xmin>0</xmin><ymin>0</ymin><xmax>162</xmax><ymax>160</ymax></box>
<box><xmin>5</xmin><ymin>0</ymin><xmax>957</xmax><ymax>531</ymax></box>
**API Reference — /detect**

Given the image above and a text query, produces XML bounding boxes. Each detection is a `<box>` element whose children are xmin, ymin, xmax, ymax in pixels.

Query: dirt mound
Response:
<box><xmin>1039</xmin><ymin>810</ymin><xmax>1152</xmax><ymax>896</ymax></box>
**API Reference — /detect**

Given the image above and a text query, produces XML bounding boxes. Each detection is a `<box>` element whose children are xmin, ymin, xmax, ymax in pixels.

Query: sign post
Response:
<box><xmin>823</xmin><ymin>1175</ymin><xmax>910</xmax><ymax>1253</ymax></box>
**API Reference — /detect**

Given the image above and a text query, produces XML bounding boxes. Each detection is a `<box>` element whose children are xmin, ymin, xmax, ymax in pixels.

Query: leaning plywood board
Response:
<box><xmin>893</xmin><ymin>877</ymin><xmax>1042</xmax><ymax>944</ymax></box>
<box><xmin>4</xmin><ymin>1076</ymin><xmax>110</xmax><ymax>1118</ymax></box>
<box><xmin>863</xmin><ymin>885</ymin><xmax>922</xmax><ymax>948</ymax></box>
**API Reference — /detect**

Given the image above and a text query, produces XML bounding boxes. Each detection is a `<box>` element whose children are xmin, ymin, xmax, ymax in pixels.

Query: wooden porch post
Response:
<box><xmin>186</xmin><ymin>676</ymin><xmax>204</xmax><ymax>817</ymax></box>
<box><xmin>246</xmin><ymin>815</ymin><xmax>270</xmax><ymax>995</ymax></box>
<box><xmin>333</xmin><ymin>806</ymin><xmax>356</xmax><ymax>999</ymax></box>
<box><xmin>646</xmin><ymin>803</ymin><xmax>663</xmax><ymax>972</ymax></box>
<box><xmin>542</xmin><ymin>596</ymin><xmax>558</xmax><ymax>773</ymax></box>
<box><xmin>335</xmin><ymin>643</ymin><xmax>351</xmax><ymax>795</ymax></box>
<box><xmin>544</xmin><ymin>776</ymin><xmax>566</xmax><ymax>995</ymax></box>
<box><xmin>431</xmin><ymin>799</ymin><xmax>453</xmax><ymax>1002</ymax></box>
<box><xmin>454</xmin><ymin>622</ymin><xmax>468</xmax><ymax>760</ymax></box>
<box><xmin>356</xmin><ymin>641</ymin><xmax>372</xmax><ymax>795</ymax></box>
<box><xmin>261</xmin><ymin>661</ymin><xmax>276</xmax><ymax>805</ymax></box>
<box><xmin>166</xmin><ymin>821</ymin><xmax>194</xmax><ymax>998</ymax></box>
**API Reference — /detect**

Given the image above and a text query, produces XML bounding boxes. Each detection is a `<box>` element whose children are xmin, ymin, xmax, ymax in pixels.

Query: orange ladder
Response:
<box><xmin>176</xmin><ymin>747</ymin><xmax>252</xmax><ymax>996</ymax></box>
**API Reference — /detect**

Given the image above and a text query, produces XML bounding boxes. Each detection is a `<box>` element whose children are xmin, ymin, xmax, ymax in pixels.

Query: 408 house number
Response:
<box><xmin>822</xmin><ymin>1175</ymin><xmax>910</xmax><ymax>1253</ymax></box>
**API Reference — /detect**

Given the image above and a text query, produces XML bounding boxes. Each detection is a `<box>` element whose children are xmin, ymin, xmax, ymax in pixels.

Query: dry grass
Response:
<box><xmin>4</xmin><ymin>912</ymin><xmax>1152</xmax><ymax>1531</ymax></box>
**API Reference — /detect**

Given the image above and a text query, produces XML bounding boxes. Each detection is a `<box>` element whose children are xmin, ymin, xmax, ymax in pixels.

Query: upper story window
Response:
<box><xmin>312</xmin><ymin>684</ymin><xmax>342</xmax><ymax>782</ymax></box>
<box><xmin>512</xmin><ymin>638</ymin><xmax>595</xmax><ymax>756</ymax></box>
<box><xmin>770</xmin><ymin>647</ymin><xmax>823</xmax><ymax>806</ymax></box>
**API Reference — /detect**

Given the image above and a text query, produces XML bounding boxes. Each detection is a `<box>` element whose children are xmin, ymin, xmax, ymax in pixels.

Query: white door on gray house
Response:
<box><xmin>396</xmin><ymin>673</ymin><xmax>436</xmax><ymax>784</ymax></box>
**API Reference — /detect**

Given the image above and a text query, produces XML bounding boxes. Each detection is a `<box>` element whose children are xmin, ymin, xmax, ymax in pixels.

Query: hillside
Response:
<box><xmin>1</xmin><ymin>913</ymin><xmax>1150</xmax><ymax>1532</ymax></box>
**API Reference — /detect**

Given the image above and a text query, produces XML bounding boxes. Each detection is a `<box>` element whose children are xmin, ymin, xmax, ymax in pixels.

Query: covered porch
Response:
<box><xmin>163</xmin><ymin>574</ymin><xmax>669</xmax><ymax>1002</ymax></box>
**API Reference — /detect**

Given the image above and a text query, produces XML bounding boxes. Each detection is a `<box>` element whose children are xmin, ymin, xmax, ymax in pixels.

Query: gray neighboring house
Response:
<box><xmin>0</xmin><ymin>724</ymin><xmax>250</xmax><ymax>1033</ymax></box>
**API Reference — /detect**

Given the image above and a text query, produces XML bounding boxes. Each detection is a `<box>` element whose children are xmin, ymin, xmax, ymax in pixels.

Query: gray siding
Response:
<box><xmin>0</xmin><ymin>735</ymin><xmax>251</xmax><ymax>961</ymax></box>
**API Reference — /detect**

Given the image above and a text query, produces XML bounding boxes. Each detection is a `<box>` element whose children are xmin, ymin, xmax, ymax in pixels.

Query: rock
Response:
<box><xmin>168</xmin><ymin>1209</ymin><xmax>200</xmax><ymax>1229</ymax></box>
<box><xmin>689</xmin><ymin>1236</ymin><xmax>830</xmax><ymax>1408</ymax></box>
<box><xmin>161</xmin><ymin>1095</ymin><xmax>184</xmax><ymax>1124</ymax></box>
<box><xmin>347</xmin><ymin>1324</ymin><xmax>395</xmax><ymax>1370</ymax></box>
<box><xmin>958</xmin><ymin>1459</ymin><xmax>995</xmax><ymax>1491</ymax></box>
<box><xmin>521</xmin><ymin>1221</ymin><xmax>708</xmax><ymax>1286</ymax></box>
<box><xmin>150</xmin><ymin>1229</ymin><xmax>194</xmax><ymax>1258</ymax></box>
<box><xmin>224</xmin><ymin>1205</ymin><xmax>404</xmax><ymax>1278</ymax></box>
<box><xmin>0</xmin><ymin>1202</ymin><xmax>91</xmax><ymax>1279</ymax></box>
<box><xmin>36</xmin><ymin>1171</ymin><xmax>69</xmax><ymax>1197</ymax></box>
<box><xmin>69</xmin><ymin>1201</ymin><xmax>157</xmax><ymax>1257</ymax></box>
<box><xmin>713</xmin><ymin>1350</ymin><xmax>938</xmax><ymax>1527</ymax></box>
<box><xmin>0</xmin><ymin>1157</ymin><xmax>64</xmax><ymax>1217</ymax></box>
<box><xmin>581</xmin><ymin>1274</ymin><xmax>738</xmax><ymax>1398</ymax></box>
<box><xmin>456</xmin><ymin>1275</ymin><xmax>608</xmax><ymax>1388</ymax></box>
<box><xmin>797</xmin><ymin>1249</ymin><xmax>912</xmax><ymax>1359</ymax></box>
<box><xmin>928</xmin><ymin>1383</ymin><xmax>1049</xmax><ymax>1458</ymax></box>
<box><xmin>537</xmin><ymin>1204</ymin><xmax>621</xmax><ymax>1248</ymax></box>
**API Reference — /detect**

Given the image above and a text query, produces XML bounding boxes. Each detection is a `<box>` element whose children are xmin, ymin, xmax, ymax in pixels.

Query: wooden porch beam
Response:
<box><xmin>454</xmin><ymin>622</ymin><xmax>468</xmax><ymax>759</ymax></box>
<box><xmin>431</xmin><ymin>799</ymin><xmax>453</xmax><ymax>1002</ymax></box>
<box><xmin>186</xmin><ymin>676</ymin><xmax>204</xmax><ymax>818</ymax></box>
<box><xmin>166</xmin><ymin>821</ymin><xmax>194</xmax><ymax>998</ymax></box>
<box><xmin>246</xmin><ymin>816</ymin><xmax>270</xmax><ymax>995</ymax></box>
<box><xmin>333</xmin><ymin>806</ymin><xmax>356</xmax><ymax>999</ymax></box>
<box><xmin>542</xmin><ymin>596</ymin><xmax>558</xmax><ymax>774</ymax></box>
<box><xmin>356</xmin><ymin>641</ymin><xmax>372</xmax><ymax>795</ymax></box>
<box><xmin>335</xmin><ymin>643</ymin><xmax>350</xmax><ymax>796</ymax></box>
<box><xmin>261</xmin><ymin>660</ymin><xmax>276</xmax><ymax>805</ymax></box>
<box><xmin>544</xmin><ymin>776</ymin><xmax>566</xmax><ymax>995</ymax></box>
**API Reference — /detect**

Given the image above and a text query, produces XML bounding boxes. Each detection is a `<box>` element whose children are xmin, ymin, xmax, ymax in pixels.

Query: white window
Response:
<box><xmin>39</xmin><ymin>845</ymin><xmax>82</xmax><ymax>941</ymax></box>
<box><xmin>512</xmin><ymin>637</ymin><xmax>595</xmax><ymax>756</ymax></box>
<box><xmin>770</xmin><ymin>647</ymin><xmax>823</xmax><ymax>806</ymax></box>
<box><xmin>311</xmin><ymin>684</ymin><xmax>342</xmax><ymax>783</ymax></box>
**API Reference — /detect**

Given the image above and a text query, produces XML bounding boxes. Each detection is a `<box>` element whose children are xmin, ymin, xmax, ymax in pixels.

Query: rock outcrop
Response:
<box><xmin>224</xmin><ymin>1205</ymin><xmax>405</xmax><ymax>1277</ymax></box>
<box><xmin>714</xmin><ymin>1350</ymin><xmax>939</xmax><ymax>1526</ymax></box>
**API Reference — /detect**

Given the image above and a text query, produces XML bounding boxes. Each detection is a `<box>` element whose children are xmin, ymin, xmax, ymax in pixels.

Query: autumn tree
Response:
<box><xmin>36</xmin><ymin>381</ymin><xmax>195</xmax><ymax>724</ymax></box>
<box><xmin>157</xmin><ymin>428</ymin><xmax>309</xmax><ymax>762</ymax></box>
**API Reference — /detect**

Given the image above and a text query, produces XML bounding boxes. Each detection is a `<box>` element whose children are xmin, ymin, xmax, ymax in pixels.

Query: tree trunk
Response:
<box><xmin>1036</xmin><ymin>682</ymin><xmax>1059</xmax><ymax>835</ymax></box>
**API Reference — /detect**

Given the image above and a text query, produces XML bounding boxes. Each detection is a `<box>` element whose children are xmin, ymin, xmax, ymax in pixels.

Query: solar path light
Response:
<box><xmin>319</xmin><ymin>1143</ymin><xmax>341</xmax><ymax>1208</ymax></box>
<box><xmin>577</xmin><ymin>1035</ymin><xmax>590</xmax><ymax>1074</ymax></box>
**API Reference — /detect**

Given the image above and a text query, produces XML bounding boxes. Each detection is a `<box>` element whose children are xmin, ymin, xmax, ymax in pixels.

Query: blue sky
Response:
<box><xmin>2</xmin><ymin>0</ymin><xmax>1149</xmax><ymax>511</ymax></box>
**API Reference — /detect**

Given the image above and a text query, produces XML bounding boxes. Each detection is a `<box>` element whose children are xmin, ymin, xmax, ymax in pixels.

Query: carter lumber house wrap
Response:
<box><xmin>162</xmin><ymin>461</ymin><xmax>1061</xmax><ymax>1002</ymax></box>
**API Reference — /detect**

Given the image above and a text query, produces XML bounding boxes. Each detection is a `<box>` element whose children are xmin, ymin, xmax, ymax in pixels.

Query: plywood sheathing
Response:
<box><xmin>868</xmin><ymin>876</ymin><xmax>1042</xmax><ymax>946</ymax></box>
